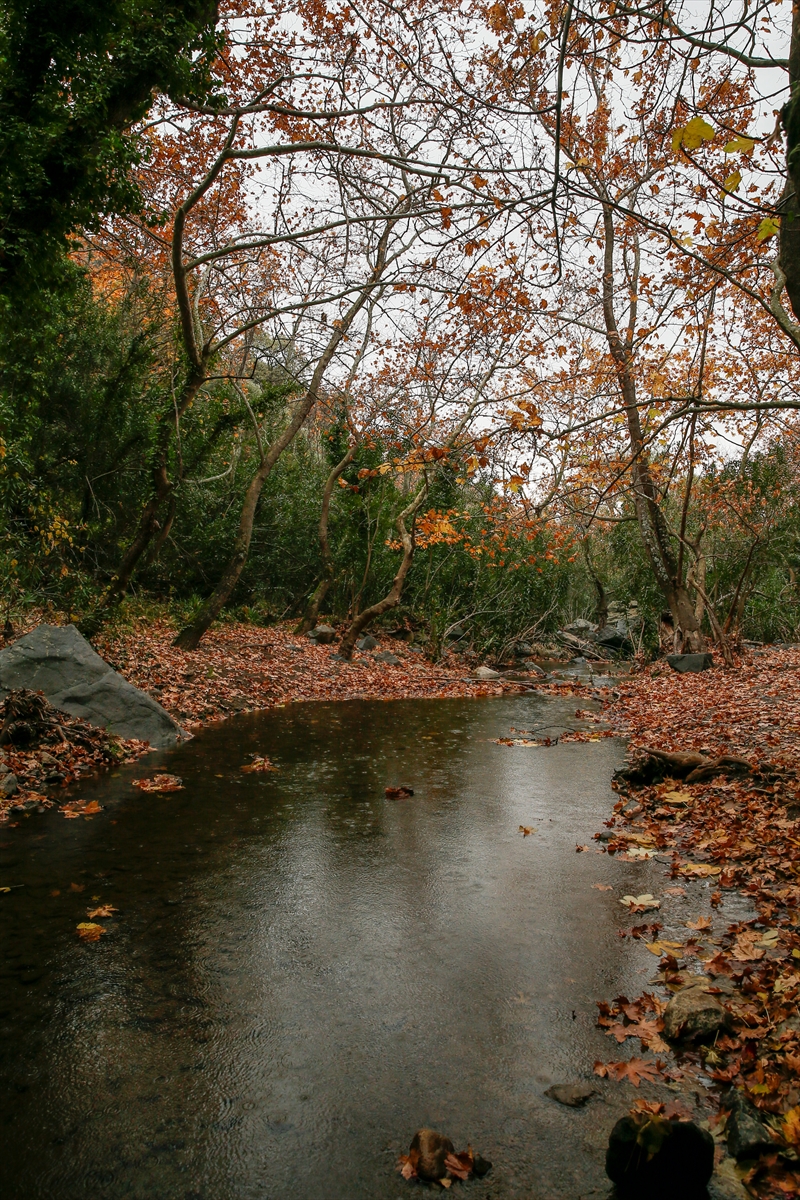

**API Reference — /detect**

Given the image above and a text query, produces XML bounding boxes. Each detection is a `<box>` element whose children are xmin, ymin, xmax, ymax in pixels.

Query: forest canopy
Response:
<box><xmin>1</xmin><ymin>0</ymin><xmax>798</xmax><ymax>659</ymax></box>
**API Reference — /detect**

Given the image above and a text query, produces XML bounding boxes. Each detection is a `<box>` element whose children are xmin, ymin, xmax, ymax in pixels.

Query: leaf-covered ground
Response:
<box><xmin>596</xmin><ymin>648</ymin><xmax>800</xmax><ymax>1196</ymax></box>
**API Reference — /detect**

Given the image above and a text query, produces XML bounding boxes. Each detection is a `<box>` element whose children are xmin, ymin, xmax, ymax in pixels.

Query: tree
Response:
<box><xmin>0</xmin><ymin>0</ymin><xmax>220</xmax><ymax>295</ymax></box>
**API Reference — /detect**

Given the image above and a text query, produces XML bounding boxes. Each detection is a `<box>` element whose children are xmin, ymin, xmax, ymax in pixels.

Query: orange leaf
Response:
<box><xmin>594</xmin><ymin>1058</ymin><xmax>664</xmax><ymax>1087</ymax></box>
<box><xmin>87</xmin><ymin>905</ymin><xmax>117</xmax><ymax>919</ymax></box>
<box><xmin>76</xmin><ymin>922</ymin><xmax>105</xmax><ymax>942</ymax></box>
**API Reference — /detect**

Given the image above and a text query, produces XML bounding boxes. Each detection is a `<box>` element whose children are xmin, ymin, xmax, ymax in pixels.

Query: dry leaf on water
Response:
<box><xmin>620</xmin><ymin>894</ymin><xmax>660</xmax><ymax>911</ymax></box>
<box><xmin>593</xmin><ymin>883</ymin><xmax>613</xmax><ymax>891</ymax></box>
<box><xmin>132</xmin><ymin>774</ymin><xmax>183</xmax><ymax>793</ymax></box>
<box><xmin>385</xmin><ymin>786</ymin><xmax>414</xmax><ymax>799</ymax></box>
<box><xmin>519</xmin><ymin>825</ymin><xmax>534</xmax><ymax>836</ymax></box>
<box><xmin>594</xmin><ymin>1058</ymin><xmax>664</xmax><ymax>1087</ymax></box>
<box><xmin>87</xmin><ymin>905</ymin><xmax>117</xmax><ymax>919</ymax></box>
<box><xmin>76</xmin><ymin>922</ymin><xmax>105</xmax><ymax>942</ymax></box>
<box><xmin>241</xmin><ymin>755</ymin><xmax>277</xmax><ymax>773</ymax></box>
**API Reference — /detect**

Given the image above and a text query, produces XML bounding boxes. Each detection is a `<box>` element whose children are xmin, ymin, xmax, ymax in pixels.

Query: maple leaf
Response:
<box><xmin>594</xmin><ymin>1058</ymin><xmax>664</xmax><ymax>1087</ymax></box>
<box><xmin>87</xmin><ymin>905</ymin><xmax>117</xmax><ymax>919</ymax></box>
<box><xmin>519</xmin><ymin>825</ymin><xmax>534</xmax><ymax>836</ymax></box>
<box><xmin>686</xmin><ymin>916</ymin><xmax>712</xmax><ymax>931</ymax></box>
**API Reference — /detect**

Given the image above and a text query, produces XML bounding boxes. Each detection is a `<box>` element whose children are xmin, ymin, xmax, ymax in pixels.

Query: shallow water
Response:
<box><xmin>0</xmin><ymin>695</ymin><xmax>713</xmax><ymax>1199</ymax></box>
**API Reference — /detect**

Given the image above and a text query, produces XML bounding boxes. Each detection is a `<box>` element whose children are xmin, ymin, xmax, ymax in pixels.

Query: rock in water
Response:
<box><xmin>0</xmin><ymin>625</ymin><xmax>184</xmax><ymax>749</ymax></box>
<box><xmin>410</xmin><ymin>1129</ymin><xmax>454</xmax><ymax>1181</ymax></box>
<box><xmin>606</xmin><ymin>1116</ymin><xmax>714</xmax><ymax>1198</ymax></box>
<box><xmin>666</xmin><ymin>652</ymin><xmax>714</xmax><ymax>673</ymax></box>
<box><xmin>544</xmin><ymin>1082</ymin><xmax>596</xmax><ymax>1107</ymax></box>
<box><xmin>663</xmin><ymin>981</ymin><xmax>727</xmax><ymax>1042</ymax></box>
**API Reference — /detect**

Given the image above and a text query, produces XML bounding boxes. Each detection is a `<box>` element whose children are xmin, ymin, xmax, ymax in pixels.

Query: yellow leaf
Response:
<box><xmin>757</xmin><ymin>216</ymin><xmax>780</xmax><ymax>242</ymax></box>
<box><xmin>785</xmin><ymin>1107</ymin><xmax>800</xmax><ymax>1146</ymax></box>
<box><xmin>721</xmin><ymin>170</ymin><xmax>742</xmax><ymax>194</ymax></box>
<box><xmin>673</xmin><ymin>117</ymin><xmax>715</xmax><ymax>153</ymax></box>
<box><xmin>663</xmin><ymin>790</ymin><xmax>692</xmax><ymax>806</ymax></box>
<box><xmin>76</xmin><ymin>922</ymin><xmax>105</xmax><ymax>942</ymax></box>
<box><xmin>724</xmin><ymin>135</ymin><xmax>755</xmax><ymax>154</ymax></box>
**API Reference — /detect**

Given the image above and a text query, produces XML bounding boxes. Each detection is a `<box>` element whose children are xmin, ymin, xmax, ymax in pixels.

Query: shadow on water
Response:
<box><xmin>0</xmin><ymin>695</ymin><xmax>714</xmax><ymax>1199</ymax></box>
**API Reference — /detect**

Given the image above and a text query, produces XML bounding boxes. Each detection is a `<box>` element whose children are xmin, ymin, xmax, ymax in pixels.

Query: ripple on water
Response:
<box><xmin>0</xmin><ymin>695</ymin><xmax>658</xmax><ymax>1199</ymax></box>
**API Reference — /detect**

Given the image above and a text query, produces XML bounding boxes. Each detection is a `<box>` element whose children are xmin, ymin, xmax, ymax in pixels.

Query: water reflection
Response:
<box><xmin>0</xmin><ymin>695</ymin><xmax>662</xmax><ymax>1199</ymax></box>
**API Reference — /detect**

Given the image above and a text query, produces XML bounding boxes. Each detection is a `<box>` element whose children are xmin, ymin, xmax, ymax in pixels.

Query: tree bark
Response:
<box><xmin>600</xmin><ymin>202</ymin><xmax>705</xmax><ymax>652</ymax></box>
<box><xmin>337</xmin><ymin>485</ymin><xmax>427</xmax><ymax>660</ymax></box>
<box><xmin>779</xmin><ymin>0</ymin><xmax>800</xmax><ymax>319</ymax></box>
<box><xmin>294</xmin><ymin>444</ymin><xmax>357</xmax><ymax>635</ymax></box>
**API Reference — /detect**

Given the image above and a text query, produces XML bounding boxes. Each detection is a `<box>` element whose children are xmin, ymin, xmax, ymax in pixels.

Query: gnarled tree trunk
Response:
<box><xmin>600</xmin><ymin>202</ymin><xmax>705</xmax><ymax>653</ymax></box>
<box><xmin>294</xmin><ymin>444</ymin><xmax>356</xmax><ymax>635</ymax></box>
<box><xmin>337</xmin><ymin>485</ymin><xmax>427</xmax><ymax>660</ymax></box>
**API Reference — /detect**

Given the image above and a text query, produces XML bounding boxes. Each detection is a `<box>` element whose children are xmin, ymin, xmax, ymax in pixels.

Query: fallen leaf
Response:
<box><xmin>576</xmin><ymin>843</ymin><xmax>589</xmax><ymax>852</ymax></box>
<box><xmin>686</xmin><ymin>916</ymin><xmax>712</xmax><ymax>932</ymax></box>
<box><xmin>593</xmin><ymin>883</ymin><xmax>613</xmax><ymax>891</ymax></box>
<box><xmin>594</xmin><ymin>1058</ymin><xmax>664</xmax><ymax>1087</ymax></box>
<box><xmin>519</xmin><ymin>825</ymin><xmax>534</xmax><ymax>836</ymax></box>
<box><xmin>662</xmin><ymin>791</ymin><xmax>692</xmax><ymax>806</ymax></box>
<box><xmin>664</xmin><ymin>887</ymin><xmax>686</xmax><ymax>897</ymax></box>
<box><xmin>69</xmin><ymin>883</ymin><xmax>84</xmax><ymax>893</ymax></box>
<box><xmin>76</xmin><ymin>922</ymin><xmax>105</xmax><ymax>942</ymax></box>
<box><xmin>241</xmin><ymin>755</ymin><xmax>277</xmax><ymax>773</ymax></box>
<box><xmin>385</xmin><ymin>786</ymin><xmax>414</xmax><ymax>799</ymax></box>
<box><xmin>131</xmin><ymin>774</ymin><xmax>184</xmax><ymax>793</ymax></box>
<box><xmin>87</xmin><ymin>905</ymin><xmax>117</xmax><ymax>919</ymax></box>
<box><xmin>680</xmin><ymin>863</ymin><xmax>722</xmax><ymax>877</ymax></box>
<box><xmin>620</xmin><ymin>894</ymin><xmax>660</xmax><ymax>911</ymax></box>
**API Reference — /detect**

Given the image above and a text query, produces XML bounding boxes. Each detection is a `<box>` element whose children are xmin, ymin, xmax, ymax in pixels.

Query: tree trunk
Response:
<box><xmin>779</xmin><ymin>0</ymin><xmax>800</xmax><ymax>319</ymax></box>
<box><xmin>337</xmin><ymin>486</ymin><xmax>426</xmax><ymax>660</ymax></box>
<box><xmin>600</xmin><ymin>202</ymin><xmax>705</xmax><ymax>653</ymax></box>
<box><xmin>294</xmin><ymin>444</ymin><xmax>356</xmax><ymax>635</ymax></box>
<box><xmin>173</xmin><ymin>258</ymin><xmax>386</xmax><ymax>651</ymax></box>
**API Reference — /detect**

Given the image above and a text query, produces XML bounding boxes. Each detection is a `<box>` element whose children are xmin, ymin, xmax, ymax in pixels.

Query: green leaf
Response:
<box><xmin>721</xmin><ymin>170</ymin><xmax>742</xmax><ymax>194</ymax></box>
<box><xmin>757</xmin><ymin>217</ymin><xmax>780</xmax><ymax>242</ymax></box>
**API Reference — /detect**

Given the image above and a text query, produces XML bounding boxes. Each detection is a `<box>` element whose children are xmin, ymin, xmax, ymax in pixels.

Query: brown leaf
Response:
<box><xmin>385</xmin><ymin>786</ymin><xmax>414</xmax><ymax>799</ymax></box>
<box><xmin>132</xmin><ymin>774</ymin><xmax>183</xmax><ymax>793</ymax></box>
<box><xmin>76</xmin><ymin>922</ymin><xmax>105</xmax><ymax>942</ymax></box>
<box><xmin>594</xmin><ymin>1058</ymin><xmax>664</xmax><ymax>1087</ymax></box>
<box><xmin>87</xmin><ymin>905</ymin><xmax>117</xmax><ymax>919</ymax></box>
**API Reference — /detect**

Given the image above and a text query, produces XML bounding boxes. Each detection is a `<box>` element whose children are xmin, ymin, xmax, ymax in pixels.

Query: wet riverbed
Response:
<box><xmin>0</xmin><ymin>695</ymin><xmax>726</xmax><ymax>1199</ymax></box>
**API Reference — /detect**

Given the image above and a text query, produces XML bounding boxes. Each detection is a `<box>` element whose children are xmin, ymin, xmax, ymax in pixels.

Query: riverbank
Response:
<box><xmin>598</xmin><ymin>648</ymin><xmax>800</xmax><ymax>1195</ymax></box>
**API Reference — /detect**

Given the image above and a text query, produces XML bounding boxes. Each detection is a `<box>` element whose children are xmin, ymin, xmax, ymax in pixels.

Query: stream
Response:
<box><xmin>0</xmin><ymin>694</ymin><xmax>730</xmax><ymax>1198</ymax></box>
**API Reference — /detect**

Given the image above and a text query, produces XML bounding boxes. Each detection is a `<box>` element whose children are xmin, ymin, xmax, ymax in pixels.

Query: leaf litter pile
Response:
<box><xmin>95</xmin><ymin>617</ymin><xmax>510</xmax><ymax>726</ymax></box>
<box><xmin>0</xmin><ymin>688</ymin><xmax>149</xmax><ymax>824</ymax></box>
<box><xmin>591</xmin><ymin>646</ymin><xmax>800</xmax><ymax>1197</ymax></box>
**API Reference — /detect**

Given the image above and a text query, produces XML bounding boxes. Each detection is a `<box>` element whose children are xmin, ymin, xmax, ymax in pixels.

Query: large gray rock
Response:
<box><xmin>667</xmin><ymin>652</ymin><xmax>714</xmax><ymax>673</ymax></box>
<box><xmin>0</xmin><ymin>625</ymin><xmax>184</xmax><ymax>749</ymax></box>
<box><xmin>310</xmin><ymin>624</ymin><xmax>336</xmax><ymax>645</ymax></box>
<box><xmin>663</xmin><ymin>981</ymin><xmax>727</xmax><ymax>1042</ymax></box>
